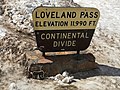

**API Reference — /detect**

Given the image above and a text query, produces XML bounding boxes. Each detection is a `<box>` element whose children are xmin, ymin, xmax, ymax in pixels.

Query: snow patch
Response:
<box><xmin>9</xmin><ymin>83</ymin><xmax>18</xmax><ymax>90</ymax></box>
<box><xmin>0</xmin><ymin>26</ymin><xmax>6</xmax><ymax>39</ymax></box>
<box><xmin>49</xmin><ymin>71</ymin><xmax>74</xmax><ymax>84</ymax></box>
<box><xmin>74</xmin><ymin>0</ymin><xmax>120</xmax><ymax>33</ymax></box>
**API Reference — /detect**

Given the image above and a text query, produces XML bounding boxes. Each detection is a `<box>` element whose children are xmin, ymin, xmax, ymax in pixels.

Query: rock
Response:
<box><xmin>9</xmin><ymin>83</ymin><xmax>17</xmax><ymax>90</ymax></box>
<box><xmin>62</xmin><ymin>76</ymin><xmax>74</xmax><ymax>84</ymax></box>
<box><xmin>111</xmin><ymin>78</ymin><xmax>116</xmax><ymax>84</ymax></box>
<box><xmin>0</xmin><ymin>7</ymin><xmax>4</xmax><ymax>15</ymax></box>
<box><xmin>55</xmin><ymin>74</ymin><xmax>64</xmax><ymax>81</ymax></box>
<box><xmin>0</xmin><ymin>69</ymin><xmax>3</xmax><ymax>76</ymax></box>
<box><xmin>25</xmin><ymin>52</ymin><xmax>98</xmax><ymax>79</ymax></box>
<box><xmin>0</xmin><ymin>0</ymin><xmax>4</xmax><ymax>15</ymax></box>
<box><xmin>49</xmin><ymin>76</ymin><xmax>55</xmax><ymax>80</ymax></box>
<box><xmin>62</xmin><ymin>71</ymin><xmax>69</xmax><ymax>77</ymax></box>
<box><xmin>49</xmin><ymin>71</ymin><xmax>74</xmax><ymax>84</ymax></box>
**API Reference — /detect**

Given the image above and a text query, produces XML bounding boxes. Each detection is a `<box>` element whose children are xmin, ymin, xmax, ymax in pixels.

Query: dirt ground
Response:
<box><xmin>0</xmin><ymin>0</ymin><xmax>120</xmax><ymax>90</ymax></box>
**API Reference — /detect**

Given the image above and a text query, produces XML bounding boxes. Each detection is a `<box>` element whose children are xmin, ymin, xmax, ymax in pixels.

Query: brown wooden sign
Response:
<box><xmin>32</xmin><ymin>7</ymin><xmax>100</xmax><ymax>52</ymax></box>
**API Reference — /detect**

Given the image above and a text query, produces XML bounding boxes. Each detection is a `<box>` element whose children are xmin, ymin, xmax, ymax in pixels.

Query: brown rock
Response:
<box><xmin>25</xmin><ymin>50</ymin><xmax>98</xmax><ymax>78</ymax></box>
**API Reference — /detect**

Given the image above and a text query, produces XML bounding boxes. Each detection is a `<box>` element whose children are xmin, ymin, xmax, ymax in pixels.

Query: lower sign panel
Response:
<box><xmin>35</xmin><ymin>29</ymin><xmax>95</xmax><ymax>52</ymax></box>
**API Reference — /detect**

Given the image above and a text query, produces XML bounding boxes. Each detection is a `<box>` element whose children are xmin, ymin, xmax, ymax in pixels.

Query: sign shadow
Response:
<box><xmin>73</xmin><ymin>64</ymin><xmax>120</xmax><ymax>79</ymax></box>
<box><xmin>44</xmin><ymin>53</ymin><xmax>120</xmax><ymax>79</ymax></box>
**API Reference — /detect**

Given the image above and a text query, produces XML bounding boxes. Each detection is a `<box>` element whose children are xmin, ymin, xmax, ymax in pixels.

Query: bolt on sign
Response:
<box><xmin>32</xmin><ymin>7</ymin><xmax>100</xmax><ymax>52</ymax></box>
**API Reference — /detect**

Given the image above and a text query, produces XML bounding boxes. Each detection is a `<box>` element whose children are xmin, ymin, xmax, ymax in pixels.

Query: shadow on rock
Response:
<box><xmin>44</xmin><ymin>53</ymin><xmax>97</xmax><ymax>76</ymax></box>
<box><xmin>25</xmin><ymin>51</ymin><xmax>120</xmax><ymax>79</ymax></box>
<box><xmin>45</xmin><ymin>53</ymin><xmax>120</xmax><ymax>79</ymax></box>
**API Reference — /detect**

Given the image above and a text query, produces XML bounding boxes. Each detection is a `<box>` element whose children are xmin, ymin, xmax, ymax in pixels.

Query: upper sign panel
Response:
<box><xmin>32</xmin><ymin>7</ymin><xmax>100</xmax><ymax>30</ymax></box>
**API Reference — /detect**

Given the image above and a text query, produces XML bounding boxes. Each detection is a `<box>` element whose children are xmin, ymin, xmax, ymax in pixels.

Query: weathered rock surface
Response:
<box><xmin>25</xmin><ymin>50</ymin><xmax>98</xmax><ymax>78</ymax></box>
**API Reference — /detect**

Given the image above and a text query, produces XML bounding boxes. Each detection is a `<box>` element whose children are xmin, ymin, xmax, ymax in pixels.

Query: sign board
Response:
<box><xmin>32</xmin><ymin>7</ymin><xmax>100</xmax><ymax>52</ymax></box>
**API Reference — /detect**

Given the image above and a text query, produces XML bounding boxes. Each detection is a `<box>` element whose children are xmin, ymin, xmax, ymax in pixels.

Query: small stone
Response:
<box><xmin>111</xmin><ymin>78</ymin><xmax>116</xmax><ymax>84</ymax></box>
<box><xmin>0</xmin><ymin>7</ymin><xmax>4</xmax><ymax>15</ymax></box>
<box><xmin>62</xmin><ymin>71</ymin><xmax>69</xmax><ymax>77</ymax></box>
<box><xmin>49</xmin><ymin>76</ymin><xmax>55</xmax><ymax>80</ymax></box>
<box><xmin>55</xmin><ymin>74</ymin><xmax>64</xmax><ymax>81</ymax></box>
<box><xmin>33</xmin><ymin>47</ymin><xmax>38</xmax><ymax>50</ymax></box>
<box><xmin>62</xmin><ymin>76</ymin><xmax>74</xmax><ymax>84</ymax></box>
<box><xmin>9</xmin><ymin>83</ymin><xmax>17</xmax><ymax>90</ymax></box>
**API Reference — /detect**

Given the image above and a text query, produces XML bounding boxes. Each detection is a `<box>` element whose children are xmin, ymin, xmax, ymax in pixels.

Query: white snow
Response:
<box><xmin>9</xmin><ymin>83</ymin><xmax>18</xmax><ymax>90</ymax></box>
<box><xmin>0</xmin><ymin>0</ymin><xmax>120</xmax><ymax>90</ymax></box>
<box><xmin>38</xmin><ymin>0</ymin><xmax>60</xmax><ymax>5</ymax></box>
<box><xmin>74</xmin><ymin>0</ymin><xmax>120</xmax><ymax>33</ymax></box>
<box><xmin>0</xmin><ymin>26</ymin><xmax>6</xmax><ymax>39</ymax></box>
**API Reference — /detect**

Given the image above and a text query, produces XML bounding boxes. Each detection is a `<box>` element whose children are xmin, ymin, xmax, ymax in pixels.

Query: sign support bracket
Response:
<box><xmin>43</xmin><ymin>52</ymin><xmax>45</xmax><ymax>57</ymax></box>
<box><xmin>77</xmin><ymin>51</ymin><xmax>80</xmax><ymax>54</ymax></box>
